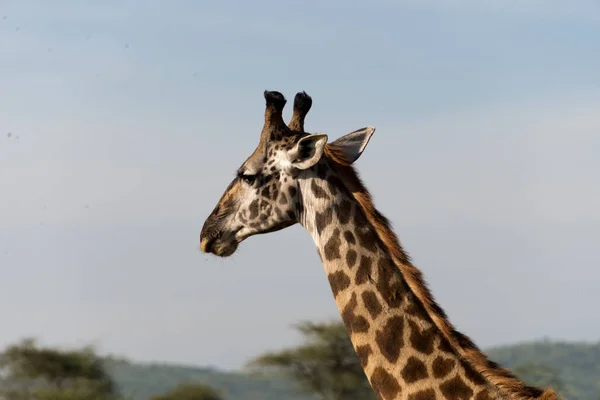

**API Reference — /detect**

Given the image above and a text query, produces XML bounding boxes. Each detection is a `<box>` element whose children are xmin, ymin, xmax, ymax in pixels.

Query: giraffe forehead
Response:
<box><xmin>241</xmin><ymin>134</ymin><xmax>291</xmax><ymax>167</ymax></box>
<box><xmin>242</xmin><ymin>144</ymin><xmax>293</xmax><ymax>175</ymax></box>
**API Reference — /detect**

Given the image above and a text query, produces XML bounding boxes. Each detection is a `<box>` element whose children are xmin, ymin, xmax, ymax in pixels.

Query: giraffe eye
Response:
<box><xmin>241</xmin><ymin>174</ymin><xmax>256</xmax><ymax>185</ymax></box>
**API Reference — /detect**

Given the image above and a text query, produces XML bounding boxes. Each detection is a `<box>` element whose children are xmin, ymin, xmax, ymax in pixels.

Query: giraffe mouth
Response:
<box><xmin>201</xmin><ymin>222</ymin><xmax>296</xmax><ymax>258</ymax></box>
<box><xmin>200</xmin><ymin>229</ymin><xmax>240</xmax><ymax>257</ymax></box>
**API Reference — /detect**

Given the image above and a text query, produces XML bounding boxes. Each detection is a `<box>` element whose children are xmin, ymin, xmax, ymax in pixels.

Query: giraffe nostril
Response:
<box><xmin>200</xmin><ymin>214</ymin><xmax>221</xmax><ymax>253</ymax></box>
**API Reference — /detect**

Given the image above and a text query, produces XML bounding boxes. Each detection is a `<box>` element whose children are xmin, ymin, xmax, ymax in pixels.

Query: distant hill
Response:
<box><xmin>104</xmin><ymin>359</ymin><xmax>314</xmax><ymax>400</ymax></box>
<box><xmin>487</xmin><ymin>340</ymin><xmax>600</xmax><ymax>400</ymax></box>
<box><xmin>105</xmin><ymin>340</ymin><xmax>600</xmax><ymax>400</ymax></box>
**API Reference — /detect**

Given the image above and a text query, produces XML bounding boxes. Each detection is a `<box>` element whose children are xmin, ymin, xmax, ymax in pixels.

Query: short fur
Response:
<box><xmin>323</xmin><ymin>144</ymin><xmax>559</xmax><ymax>400</ymax></box>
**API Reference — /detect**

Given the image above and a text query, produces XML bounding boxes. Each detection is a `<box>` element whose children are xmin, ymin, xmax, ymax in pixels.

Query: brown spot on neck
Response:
<box><xmin>401</xmin><ymin>356</ymin><xmax>428</xmax><ymax>383</ymax></box>
<box><xmin>311</xmin><ymin>180</ymin><xmax>329</xmax><ymax>199</ymax></box>
<box><xmin>328</xmin><ymin>271</ymin><xmax>351</xmax><ymax>297</ymax></box>
<box><xmin>409</xmin><ymin>389</ymin><xmax>436</xmax><ymax>400</ymax></box>
<box><xmin>408</xmin><ymin>319</ymin><xmax>436</xmax><ymax>355</ymax></box>
<box><xmin>315</xmin><ymin>210</ymin><xmax>333</xmax><ymax>236</ymax></box>
<box><xmin>440</xmin><ymin>375</ymin><xmax>474</xmax><ymax>400</ymax></box>
<box><xmin>375</xmin><ymin>316</ymin><xmax>404</xmax><ymax>363</ymax></box>
<box><xmin>370</xmin><ymin>367</ymin><xmax>400</xmax><ymax>400</ymax></box>
<box><xmin>323</xmin><ymin>228</ymin><xmax>342</xmax><ymax>261</ymax></box>
<box><xmin>355</xmin><ymin>344</ymin><xmax>373</xmax><ymax>368</ymax></box>
<box><xmin>346</xmin><ymin>248</ymin><xmax>358</xmax><ymax>267</ymax></box>
<box><xmin>433</xmin><ymin>356</ymin><xmax>456</xmax><ymax>379</ymax></box>
<box><xmin>355</xmin><ymin>255</ymin><xmax>373</xmax><ymax>285</ymax></box>
<box><xmin>361</xmin><ymin>290</ymin><xmax>383</xmax><ymax>318</ymax></box>
<box><xmin>341</xmin><ymin>293</ymin><xmax>370</xmax><ymax>333</ymax></box>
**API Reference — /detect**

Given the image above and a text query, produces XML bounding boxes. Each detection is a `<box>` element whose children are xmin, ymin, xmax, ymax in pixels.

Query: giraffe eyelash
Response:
<box><xmin>237</xmin><ymin>172</ymin><xmax>258</xmax><ymax>185</ymax></box>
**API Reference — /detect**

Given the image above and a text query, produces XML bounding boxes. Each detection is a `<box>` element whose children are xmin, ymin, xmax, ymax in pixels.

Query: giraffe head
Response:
<box><xmin>200</xmin><ymin>90</ymin><xmax>374</xmax><ymax>257</ymax></box>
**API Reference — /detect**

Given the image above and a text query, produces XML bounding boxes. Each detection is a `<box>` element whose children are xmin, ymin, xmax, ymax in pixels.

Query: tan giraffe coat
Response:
<box><xmin>199</xmin><ymin>90</ymin><xmax>561</xmax><ymax>400</ymax></box>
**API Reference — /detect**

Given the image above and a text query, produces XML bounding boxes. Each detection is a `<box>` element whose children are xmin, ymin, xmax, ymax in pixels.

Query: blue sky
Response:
<box><xmin>1</xmin><ymin>0</ymin><xmax>599</xmax><ymax>370</ymax></box>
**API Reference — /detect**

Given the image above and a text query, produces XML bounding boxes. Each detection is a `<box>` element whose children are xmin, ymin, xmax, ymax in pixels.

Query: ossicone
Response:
<box><xmin>264</xmin><ymin>90</ymin><xmax>287</xmax><ymax>112</ymax></box>
<box><xmin>293</xmin><ymin>91</ymin><xmax>312</xmax><ymax>113</ymax></box>
<box><xmin>288</xmin><ymin>91</ymin><xmax>312</xmax><ymax>132</ymax></box>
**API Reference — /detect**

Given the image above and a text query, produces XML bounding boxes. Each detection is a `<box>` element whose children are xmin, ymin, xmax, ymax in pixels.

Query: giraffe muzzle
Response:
<box><xmin>200</xmin><ymin>217</ymin><xmax>241</xmax><ymax>257</ymax></box>
<box><xmin>200</xmin><ymin>230</ymin><xmax>239</xmax><ymax>257</ymax></box>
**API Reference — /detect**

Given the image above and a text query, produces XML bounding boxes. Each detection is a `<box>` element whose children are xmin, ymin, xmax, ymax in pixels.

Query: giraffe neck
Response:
<box><xmin>297</xmin><ymin>163</ymin><xmax>501</xmax><ymax>400</ymax></box>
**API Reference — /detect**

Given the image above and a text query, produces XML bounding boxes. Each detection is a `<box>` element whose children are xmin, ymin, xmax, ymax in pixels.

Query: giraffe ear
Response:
<box><xmin>330</xmin><ymin>126</ymin><xmax>375</xmax><ymax>164</ymax></box>
<box><xmin>288</xmin><ymin>133</ymin><xmax>328</xmax><ymax>170</ymax></box>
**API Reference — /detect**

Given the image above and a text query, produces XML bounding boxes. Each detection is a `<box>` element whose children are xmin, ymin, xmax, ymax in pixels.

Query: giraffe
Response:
<box><xmin>199</xmin><ymin>90</ymin><xmax>560</xmax><ymax>400</ymax></box>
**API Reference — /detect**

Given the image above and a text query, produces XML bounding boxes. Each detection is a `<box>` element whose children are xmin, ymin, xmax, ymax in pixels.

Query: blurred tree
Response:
<box><xmin>151</xmin><ymin>383</ymin><xmax>223</xmax><ymax>400</ymax></box>
<box><xmin>246</xmin><ymin>320</ymin><xmax>375</xmax><ymax>400</ymax></box>
<box><xmin>0</xmin><ymin>338</ymin><xmax>116</xmax><ymax>400</ymax></box>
